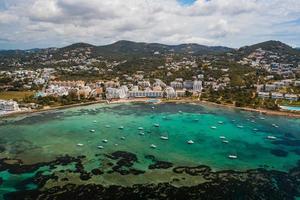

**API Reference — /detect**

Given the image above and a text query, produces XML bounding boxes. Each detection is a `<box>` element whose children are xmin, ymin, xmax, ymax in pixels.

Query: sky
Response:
<box><xmin>0</xmin><ymin>0</ymin><xmax>300</xmax><ymax>49</ymax></box>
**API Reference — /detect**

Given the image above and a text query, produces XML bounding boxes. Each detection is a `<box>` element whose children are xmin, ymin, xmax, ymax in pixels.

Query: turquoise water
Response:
<box><xmin>0</xmin><ymin>102</ymin><xmax>300</xmax><ymax>197</ymax></box>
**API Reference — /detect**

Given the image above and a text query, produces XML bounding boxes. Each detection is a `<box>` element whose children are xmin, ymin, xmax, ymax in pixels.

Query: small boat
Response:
<box><xmin>272</xmin><ymin>124</ymin><xmax>279</xmax><ymax>128</ymax></box>
<box><xmin>267</xmin><ymin>136</ymin><xmax>277</xmax><ymax>140</ymax></box>
<box><xmin>93</xmin><ymin>120</ymin><xmax>97</xmax><ymax>123</ymax></box>
<box><xmin>219</xmin><ymin>136</ymin><xmax>226</xmax><ymax>139</ymax></box>
<box><xmin>154</xmin><ymin>123</ymin><xmax>160</xmax><ymax>127</ymax></box>
<box><xmin>97</xmin><ymin>145</ymin><xmax>104</xmax><ymax>149</ymax></box>
<box><xmin>222</xmin><ymin>140</ymin><xmax>229</xmax><ymax>144</ymax></box>
<box><xmin>228</xmin><ymin>155</ymin><xmax>238</xmax><ymax>159</ymax></box>
<box><xmin>260</xmin><ymin>117</ymin><xmax>265</xmax><ymax>120</ymax></box>
<box><xmin>120</xmin><ymin>136</ymin><xmax>126</xmax><ymax>140</ymax></box>
<box><xmin>187</xmin><ymin>140</ymin><xmax>194</xmax><ymax>144</ymax></box>
<box><xmin>160</xmin><ymin>136</ymin><xmax>169</xmax><ymax>140</ymax></box>
<box><xmin>139</xmin><ymin>132</ymin><xmax>145</xmax><ymax>136</ymax></box>
<box><xmin>90</xmin><ymin>129</ymin><xmax>95</xmax><ymax>133</ymax></box>
<box><xmin>178</xmin><ymin>111</ymin><xmax>182</xmax><ymax>113</ymax></box>
<box><xmin>119</xmin><ymin>126</ymin><xmax>124</xmax><ymax>130</ymax></box>
<box><xmin>193</xmin><ymin>119</ymin><xmax>199</xmax><ymax>122</ymax></box>
<box><xmin>102</xmin><ymin>139</ymin><xmax>108</xmax><ymax>143</ymax></box>
<box><xmin>150</xmin><ymin>144</ymin><xmax>157</xmax><ymax>149</ymax></box>
<box><xmin>105</xmin><ymin>125</ymin><xmax>111</xmax><ymax>128</ymax></box>
<box><xmin>77</xmin><ymin>143</ymin><xmax>84</xmax><ymax>147</ymax></box>
<box><xmin>218</xmin><ymin>121</ymin><xmax>223</xmax><ymax>124</ymax></box>
<box><xmin>237</xmin><ymin>125</ymin><xmax>244</xmax><ymax>128</ymax></box>
<box><xmin>251</xmin><ymin>120</ymin><xmax>255</xmax><ymax>123</ymax></box>
<box><xmin>232</xmin><ymin>120</ymin><xmax>236</xmax><ymax>122</ymax></box>
<box><xmin>253</xmin><ymin>128</ymin><xmax>258</xmax><ymax>131</ymax></box>
<box><xmin>211</xmin><ymin>126</ymin><xmax>217</xmax><ymax>129</ymax></box>
<box><xmin>114</xmin><ymin>144</ymin><xmax>118</xmax><ymax>146</ymax></box>
<box><xmin>152</xmin><ymin>106</ymin><xmax>155</xmax><ymax>109</ymax></box>
<box><xmin>138</xmin><ymin>127</ymin><xmax>144</xmax><ymax>130</ymax></box>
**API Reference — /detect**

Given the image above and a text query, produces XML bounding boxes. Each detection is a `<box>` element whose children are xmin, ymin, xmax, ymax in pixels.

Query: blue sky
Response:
<box><xmin>0</xmin><ymin>0</ymin><xmax>300</xmax><ymax>49</ymax></box>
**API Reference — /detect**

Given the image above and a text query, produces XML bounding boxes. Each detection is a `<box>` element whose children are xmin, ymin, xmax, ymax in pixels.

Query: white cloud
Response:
<box><xmin>0</xmin><ymin>0</ymin><xmax>300</xmax><ymax>49</ymax></box>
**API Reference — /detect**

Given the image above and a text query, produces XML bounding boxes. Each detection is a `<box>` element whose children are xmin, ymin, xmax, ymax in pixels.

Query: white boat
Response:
<box><xmin>152</xmin><ymin>106</ymin><xmax>155</xmax><ymax>109</ymax></box>
<box><xmin>253</xmin><ymin>128</ymin><xmax>258</xmax><ymax>131</ymax></box>
<box><xmin>178</xmin><ymin>111</ymin><xmax>182</xmax><ymax>113</ymax></box>
<box><xmin>90</xmin><ymin>129</ymin><xmax>95</xmax><ymax>133</ymax></box>
<box><xmin>139</xmin><ymin>132</ymin><xmax>145</xmax><ymax>136</ymax></box>
<box><xmin>272</xmin><ymin>124</ymin><xmax>279</xmax><ymax>128</ymax></box>
<box><xmin>114</xmin><ymin>144</ymin><xmax>118</xmax><ymax>146</ymax></box>
<box><xmin>120</xmin><ymin>136</ymin><xmax>126</xmax><ymax>140</ymax></box>
<box><xmin>218</xmin><ymin>121</ymin><xmax>223</xmax><ymax>124</ymax></box>
<box><xmin>237</xmin><ymin>125</ymin><xmax>244</xmax><ymax>128</ymax></box>
<box><xmin>260</xmin><ymin>117</ymin><xmax>265</xmax><ymax>120</ymax></box>
<box><xmin>97</xmin><ymin>145</ymin><xmax>104</xmax><ymax>149</ymax></box>
<box><xmin>222</xmin><ymin>140</ymin><xmax>229</xmax><ymax>144</ymax></box>
<box><xmin>77</xmin><ymin>143</ymin><xmax>84</xmax><ymax>147</ymax></box>
<box><xmin>119</xmin><ymin>126</ymin><xmax>124</xmax><ymax>130</ymax></box>
<box><xmin>211</xmin><ymin>126</ymin><xmax>217</xmax><ymax>129</ymax></box>
<box><xmin>105</xmin><ymin>125</ymin><xmax>111</xmax><ymax>128</ymax></box>
<box><xmin>150</xmin><ymin>144</ymin><xmax>157</xmax><ymax>149</ymax></box>
<box><xmin>138</xmin><ymin>127</ymin><xmax>144</xmax><ymax>130</ymax></box>
<box><xmin>160</xmin><ymin>136</ymin><xmax>169</xmax><ymax>140</ymax></box>
<box><xmin>93</xmin><ymin>120</ymin><xmax>97</xmax><ymax>123</ymax></box>
<box><xmin>154</xmin><ymin>123</ymin><xmax>160</xmax><ymax>127</ymax></box>
<box><xmin>219</xmin><ymin>136</ymin><xmax>226</xmax><ymax>139</ymax></box>
<box><xmin>187</xmin><ymin>140</ymin><xmax>194</xmax><ymax>144</ymax></box>
<box><xmin>228</xmin><ymin>155</ymin><xmax>238</xmax><ymax>159</ymax></box>
<box><xmin>267</xmin><ymin>136</ymin><xmax>277</xmax><ymax>140</ymax></box>
<box><xmin>102</xmin><ymin>139</ymin><xmax>108</xmax><ymax>143</ymax></box>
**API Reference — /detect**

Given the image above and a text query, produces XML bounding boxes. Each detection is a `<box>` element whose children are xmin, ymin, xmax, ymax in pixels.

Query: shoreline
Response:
<box><xmin>1</xmin><ymin>98</ymin><xmax>300</xmax><ymax>119</ymax></box>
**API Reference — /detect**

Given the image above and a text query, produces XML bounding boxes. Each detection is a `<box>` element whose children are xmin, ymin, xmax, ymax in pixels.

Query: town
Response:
<box><xmin>0</xmin><ymin>40</ymin><xmax>300</xmax><ymax>116</ymax></box>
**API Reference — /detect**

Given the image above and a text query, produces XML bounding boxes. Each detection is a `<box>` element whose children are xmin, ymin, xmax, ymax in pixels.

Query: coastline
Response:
<box><xmin>1</xmin><ymin>98</ymin><xmax>300</xmax><ymax>119</ymax></box>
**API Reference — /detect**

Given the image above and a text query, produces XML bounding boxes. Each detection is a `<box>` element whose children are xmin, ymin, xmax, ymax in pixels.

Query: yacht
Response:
<box><xmin>90</xmin><ymin>129</ymin><xmax>95</xmax><ymax>133</ymax></box>
<box><xmin>253</xmin><ymin>128</ymin><xmax>258</xmax><ymax>131</ymax></box>
<box><xmin>228</xmin><ymin>155</ymin><xmax>238</xmax><ymax>159</ymax></box>
<box><xmin>222</xmin><ymin>140</ymin><xmax>229</xmax><ymax>144</ymax></box>
<box><xmin>211</xmin><ymin>126</ymin><xmax>217</xmax><ymax>129</ymax></box>
<box><xmin>272</xmin><ymin>124</ymin><xmax>279</xmax><ymax>128</ymax></box>
<box><xmin>160</xmin><ymin>136</ymin><xmax>169</xmax><ymax>140</ymax></box>
<box><xmin>154</xmin><ymin>123</ymin><xmax>160</xmax><ymax>127</ymax></box>
<box><xmin>120</xmin><ymin>136</ymin><xmax>126</xmax><ymax>140</ymax></box>
<box><xmin>105</xmin><ymin>125</ymin><xmax>111</xmax><ymax>128</ymax></box>
<box><xmin>219</xmin><ymin>136</ymin><xmax>226</xmax><ymax>139</ymax></box>
<box><xmin>150</xmin><ymin>144</ymin><xmax>157</xmax><ymax>149</ymax></box>
<box><xmin>267</xmin><ymin>136</ymin><xmax>277</xmax><ymax>140</ymax></box>
<box><xmin>187</xmin><ymin>140</ymin><xmax>194</xmax><ymax>144</ymax></box>
<box><xmin>97</xmin><ymin>145</ymin><xmax>104</xmax><ymax>149</ymax></box>
<box><xmin>237</xmin><ymin>125</ymin><xmax>244</xmax><ymax>128</ymax></box>
<box><xmin>139</xmin><ymin>132</ymin><xmax>145</xmax><ymax>136</ymax></box>
<box><xmin>218</xmin><ymin>121</ymin><xmax>224</xmax><ymax>124</ymax></box>
<box><xmin>138</xmin><ymin>127</ymin><xmax>144</xmax><ymax>130</ymax></box>
<box><xmin>119</xmin><ymin>126</ymin><xmax>124</xmax><ymax>130</ymax></box>
<box><xmin>102</xmin><ymin>139</ymin><xmax>108</xmax><ymax>143</ymax></box>
<box><xmin>93</xmin><ymin>120</ymin><xmax>97</xmax><ymax>123</ymax></box>
<box><xmin>77</xmin><ymin>143</ymin><xmax>84</xmax><ymax>147</ymax></box>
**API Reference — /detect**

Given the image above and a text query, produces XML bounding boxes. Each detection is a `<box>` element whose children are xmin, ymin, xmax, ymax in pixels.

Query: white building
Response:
<box><xmin>128</xmin><ymin>90</ymin><xmax>163</xmax><ymax>98</ymax></box>
<box><xmin>258</xmin><ymin>92</ymin><xmax>270</xmax><ymax>98</ymax></box>
<box><xmin>183</xmin><ymin>80</ymin><xmax>194</xmax><ymax>90</ymax></box>
<box><xmin>170</xmin><ymin>81</ymin><xmax>183</xmax><ymax>90</ymax></box>
<box><xmin>106</xmin><ymin>87</ymin><xmax>128</xmax><ymax>99</ymax></box>
<box><xmin>164</xmin><ymin>87</ymin><xmax>176</xmax><ymax>98</ymax></box>
<box><xmin>271</xmin><ymin>92</ymin><xmax>284</xmax><ymax>99</ymax></box>
<box><xmin>193</xmin><ymin>81</ymin><xmax>203</xmax><ymax>92</ymax></box>
<box><xmin>284</xmin><ymin>94</ymin><xmax>298</xmax><ymax>101</ymax></box>
<box><xmin>0</xmin><ymin>100</ymin><xmax>20</xmax><ymax>111</ymax></box>
<box><xmin>265</xmin><ymin>84</ymin><xmax>277</xmax><ymax>92</ymax></box>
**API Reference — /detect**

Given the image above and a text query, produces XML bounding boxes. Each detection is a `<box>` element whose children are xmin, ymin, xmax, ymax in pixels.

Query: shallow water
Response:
<box><xmin>0</xmin><ymin>102</ymin><xmax>300</xmax><ymax>198</ymax></box>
